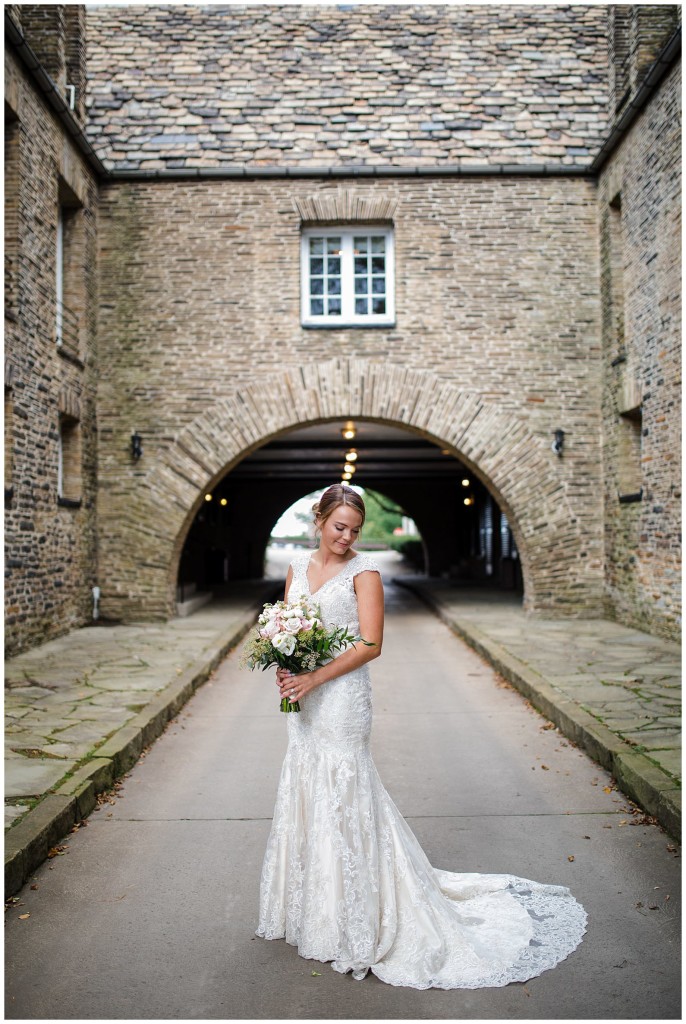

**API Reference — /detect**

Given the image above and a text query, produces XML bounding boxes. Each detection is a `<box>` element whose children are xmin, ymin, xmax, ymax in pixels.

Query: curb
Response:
<box><xmin>5</xmin><ymin>595</ymin><xmax>276</xmax><ymax>898</ymax></box>
<box><xmin>397</xmin><ymin>580</ymin><xmax>681</xmax><ymax>841</ymax></box>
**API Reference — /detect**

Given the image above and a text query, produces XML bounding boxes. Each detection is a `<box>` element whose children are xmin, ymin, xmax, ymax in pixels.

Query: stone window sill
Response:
<box><xmin>57</xmin><ymin>496</ymin><xmax>82</xmax><ymax>509</ymax></box>
<box><xmin>302</xmin><ymin>321</ymin><xmax>396</xmax><ymax>331</ymax></box>
<box><xmin>56</xmin><ymin>346</ymin><xmax>85</xmax><ymax>370</ymax></box>
<box><xmin>618</xmin><ymin>490</ymin><xmax>643</xmax><ymax>504</ymax></box>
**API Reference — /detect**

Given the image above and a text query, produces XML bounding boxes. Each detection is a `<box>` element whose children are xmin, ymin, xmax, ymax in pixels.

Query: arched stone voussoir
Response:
<box><xmin>137</xmin><ymin>357</ymin><xmax>598</xmax><ymax>616</ymax></box>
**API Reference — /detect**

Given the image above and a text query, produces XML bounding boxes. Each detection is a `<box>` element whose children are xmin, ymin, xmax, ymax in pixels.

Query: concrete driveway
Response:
<box><xmin>5</xmin><ymin>579</ymin><xmax>680</xmax><ymax>1019</ymax></box>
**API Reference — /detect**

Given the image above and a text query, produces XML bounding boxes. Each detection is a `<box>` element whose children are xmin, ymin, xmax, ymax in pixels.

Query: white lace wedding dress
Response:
<box><xmin>256</xmin><ymin>552</ymin><xmax>587</xmax><ymax>989</ymax></box>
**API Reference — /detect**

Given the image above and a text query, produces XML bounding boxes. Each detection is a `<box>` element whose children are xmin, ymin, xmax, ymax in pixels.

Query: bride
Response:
<box><xmin>256</xmin><ymin>483</ymin><xmax>586</xmax><ymax>989</ymax></box>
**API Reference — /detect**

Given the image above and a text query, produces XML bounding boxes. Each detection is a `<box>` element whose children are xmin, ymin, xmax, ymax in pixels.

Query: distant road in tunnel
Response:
<box><xmin>5</xmin><ymin>569</ymin><xmax>680</xmax><ymax>1020</ymax></box>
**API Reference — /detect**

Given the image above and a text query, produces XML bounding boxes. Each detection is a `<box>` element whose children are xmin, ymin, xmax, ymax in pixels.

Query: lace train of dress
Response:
<box><xmin>256</xmin><ymin>553</ymin><xmax>587</xmax><ymax>990</ymax></box>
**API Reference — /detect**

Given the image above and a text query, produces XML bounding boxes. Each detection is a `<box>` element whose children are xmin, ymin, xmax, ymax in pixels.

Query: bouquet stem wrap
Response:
<box><xmin>241</xmin><ymin>595</ymin><xmax>373</xmax><ymax>712</ymax></box>
<box><xmin>280</xmin><ymin>695</ymin><xmax>300</xmax><ymax>714</ymax></box>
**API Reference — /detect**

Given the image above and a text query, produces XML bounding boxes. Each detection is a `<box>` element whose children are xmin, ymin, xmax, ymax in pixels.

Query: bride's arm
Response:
<box><xmin>277</xmin><ymin>570</ymin><xmax>384</xmax><ymax>703</ymax></box>
<box><xmin>283</xmin><ymin>565</ymin><xmax>293</xmax><ymax>602</ymax></box>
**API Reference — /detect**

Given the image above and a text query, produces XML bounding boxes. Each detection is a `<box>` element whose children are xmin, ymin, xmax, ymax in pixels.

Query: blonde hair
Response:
<box><xmin>312</xmin><ymin>484</ymin><xmax>366</xmax><ymax>534</ymax></box>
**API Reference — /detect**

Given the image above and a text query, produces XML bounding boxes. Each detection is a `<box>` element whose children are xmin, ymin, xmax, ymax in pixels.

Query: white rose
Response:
<box><xmin>283</xmin><ymin>618</ymin><xmax>301</xmax><ymax>634</ymax></box>
<box><xmin>272</xmin><ymin>632</ymin><xmax>296</xmax><ymax>656</ymax></box>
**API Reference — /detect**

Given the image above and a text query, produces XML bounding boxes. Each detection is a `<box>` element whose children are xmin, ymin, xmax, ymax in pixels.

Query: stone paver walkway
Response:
<box><xmin>398</xmin><ymin>580</ymin><xmax>681</xmax><ymax>836</ymax></box>
<box><xmin>4</xmin><ymin>582</ymin><xmax>279</xmax><ymax>832</ymax></box>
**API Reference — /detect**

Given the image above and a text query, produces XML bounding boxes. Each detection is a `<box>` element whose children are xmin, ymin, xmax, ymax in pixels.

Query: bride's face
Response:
<box><xmin>318</xmin><ymin>504</ymin><xmax>363</xmax><ymax>556</ymax></box>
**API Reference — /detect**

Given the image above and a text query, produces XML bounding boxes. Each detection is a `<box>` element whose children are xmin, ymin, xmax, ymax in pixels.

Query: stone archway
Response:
<box><xmin>99</xmin><ymin>358</ymin><xmax>602</xmax><ymax>621</ymax></box>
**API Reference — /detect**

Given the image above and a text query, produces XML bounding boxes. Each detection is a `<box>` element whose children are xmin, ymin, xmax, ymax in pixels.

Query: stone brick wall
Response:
<box><xmin>608</xmin><ymin>4</ymin><xmax>680</xmax><ymax>115</ymax></box>
<box><xmin>84</xmin><ymin>4</ymin><xmax>610</xmax><ymax>171</ymax></box>
<box><xmin>17</xmin><ymin>5</ymin><xmax>67</xmax><ymax>91</ymax></box>
<box><xmin>4</xmin><ymin>39</ymin><xmax>100</xmax><ymax>656</ymax></box>
<box><xmin>95</xmin><ymin>175</ymin><xmax>604</xmax><ymax>621</ymax></box>
<box><xmin>598</xmin><ymin>61</ymin><xmax>681</xmax><ymax>641</ymax></box>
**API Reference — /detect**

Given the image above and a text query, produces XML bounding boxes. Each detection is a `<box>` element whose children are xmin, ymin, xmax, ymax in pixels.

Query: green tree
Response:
<box><xmin>360</xmin><ymin>488</ymin><xmax>403</xmax><ymax>544</ymax></box>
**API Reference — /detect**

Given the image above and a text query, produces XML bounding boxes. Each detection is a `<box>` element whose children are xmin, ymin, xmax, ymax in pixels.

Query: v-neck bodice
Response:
<box><xmin>305</xmin><ymin>552</ymin><xmax>360</xmax><ymax>597</ymax></box>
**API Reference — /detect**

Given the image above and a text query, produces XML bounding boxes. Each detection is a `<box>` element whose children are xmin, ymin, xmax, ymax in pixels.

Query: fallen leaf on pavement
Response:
<box><xmin>568</xmin><ymin>855</ymin><xmax>575</xmax><ymax>862</ymax></box>
<box><xmin>47</xmin><ymin>845</ymin><xmax>68</xmax><ymax>858</ymax></box>
<box><xmin>18</xmin><ymin>914</ymin><xmax>30</xmax><ymax>920</ymax></box>
<box><xmin>311</xmin><ymin>971</ymin><xmax>322</xmax><ymax>977</ymax></box>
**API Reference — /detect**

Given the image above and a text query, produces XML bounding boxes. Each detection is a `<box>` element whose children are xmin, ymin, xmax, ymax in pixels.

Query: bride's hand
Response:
<box><xmin>275</xmin><ymin>667</ymin><xmax>294</xmax><ymax>693</ymax></box>
<box><xmin>277</xmin><ymin>669</ymin><xmax>320</xmax><ymax>704</ymax></box>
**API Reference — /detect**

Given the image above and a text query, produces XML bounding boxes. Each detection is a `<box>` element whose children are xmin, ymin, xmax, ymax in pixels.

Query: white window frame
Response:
<box><xmin>300</xmin><ymin>226</ymin><xmax>395</xmax><ymax>327</ymax></box>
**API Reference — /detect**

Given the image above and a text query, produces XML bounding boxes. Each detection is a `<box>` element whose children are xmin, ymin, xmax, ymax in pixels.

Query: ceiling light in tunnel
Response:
<box><xmin>220</xmin><ymin>498</ymin><xmax>228</xmax><ymax>506</ymax></box>
<box><xmin>464</xmin><ymin>496</ymin><xmax>474</xmax><ymax>506</ymax></box>
<box><xmin>342</xmin><ymin>472</ymin><xmax>352</xmax><ymax>481</ymax></box>
<box><xmin>344</xmin><ymin>463</ymin><xmax>356</xmax><ymax>474</ymax></box>
<box><xmin>461</xmin><ymin>478</ymin><xmax>470</xmax><ymax>487</ymax></box>
<box><xmin>345</xmin><ymin>449</ymin><xmax>358</xmax><ymax>461</ymax></box>
<box><xmin>441</xmin><ymin>449</ymin><xmax>452</xmax><ymax>455</ymax></box>
<box><xmin>341</xmin><ymin>421</ymin><xmax>356</xmax><ymax>440</ymax></box>
<box><xmin>204</xmin><ymin>493</ymin><xmax>212</xmax><ymax>501</ymax></box>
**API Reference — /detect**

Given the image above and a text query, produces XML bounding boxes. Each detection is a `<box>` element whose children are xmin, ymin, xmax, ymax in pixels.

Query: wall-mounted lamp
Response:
<box><xmin>130</xmin><ymin>431</ymin><xmax>143</xmax><ymax>461</ymax></box>
<box><xmin>344</xmin><ymin>462</ymin><xmax>356</xmax><ymax>474</ymax></box>
<box><xmin>552</xmin><ymin>429</ymin><xmax>565</xmax><ymax>457</ymax></box>
<box><xmin>345</xmin><ymin>449</ymin><xmax>358</xmax><ymax>462</ymax></box>
<box><xmin>341</xmin><ymin>421</ymin><xmax>356</xmax><ymax>441</ymax></box>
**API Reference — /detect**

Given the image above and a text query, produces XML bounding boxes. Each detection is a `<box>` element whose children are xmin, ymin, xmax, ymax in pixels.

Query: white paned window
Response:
<box><xmin>301</xmin><ymin>227</ymin><xmax>395</xmax><ymax>327</ymax></box>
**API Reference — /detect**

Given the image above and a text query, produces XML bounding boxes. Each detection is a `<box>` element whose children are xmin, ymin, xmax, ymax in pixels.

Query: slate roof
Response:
<box><xmin>84</xmin><ymin>4</ymin><xmax>611</xmax><ymax>172</ymax></box>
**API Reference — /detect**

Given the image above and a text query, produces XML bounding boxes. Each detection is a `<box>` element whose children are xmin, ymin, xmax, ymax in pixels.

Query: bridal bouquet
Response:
<box><xmin>241</xmin><ymin>596</ymin><xmax>371</xmax><ymax>712</ymax></box>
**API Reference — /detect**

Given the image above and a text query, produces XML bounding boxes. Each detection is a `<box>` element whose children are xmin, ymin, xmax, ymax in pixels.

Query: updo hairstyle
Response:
<box><xmin>312</xmin><ymin>484</ymin><xmax>366</xmax><ymax>535</ymax></box>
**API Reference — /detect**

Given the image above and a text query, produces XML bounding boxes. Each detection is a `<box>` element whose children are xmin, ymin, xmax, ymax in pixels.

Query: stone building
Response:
<box><xmin>4</xmin><ymin>4</ymin><xmax>681</xmax><ymax>655</ymax></box>
<box><xmin>5</xmin><ymin>5</ymin><xmax>101</xmax><ymax>653</ymax></box>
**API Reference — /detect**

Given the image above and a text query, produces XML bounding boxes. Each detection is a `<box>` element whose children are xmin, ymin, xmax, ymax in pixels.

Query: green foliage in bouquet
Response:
<box><xmin>241</xmin><ymin>596</ymin><xmax>373</xmax><ymax>712</ymax></box>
